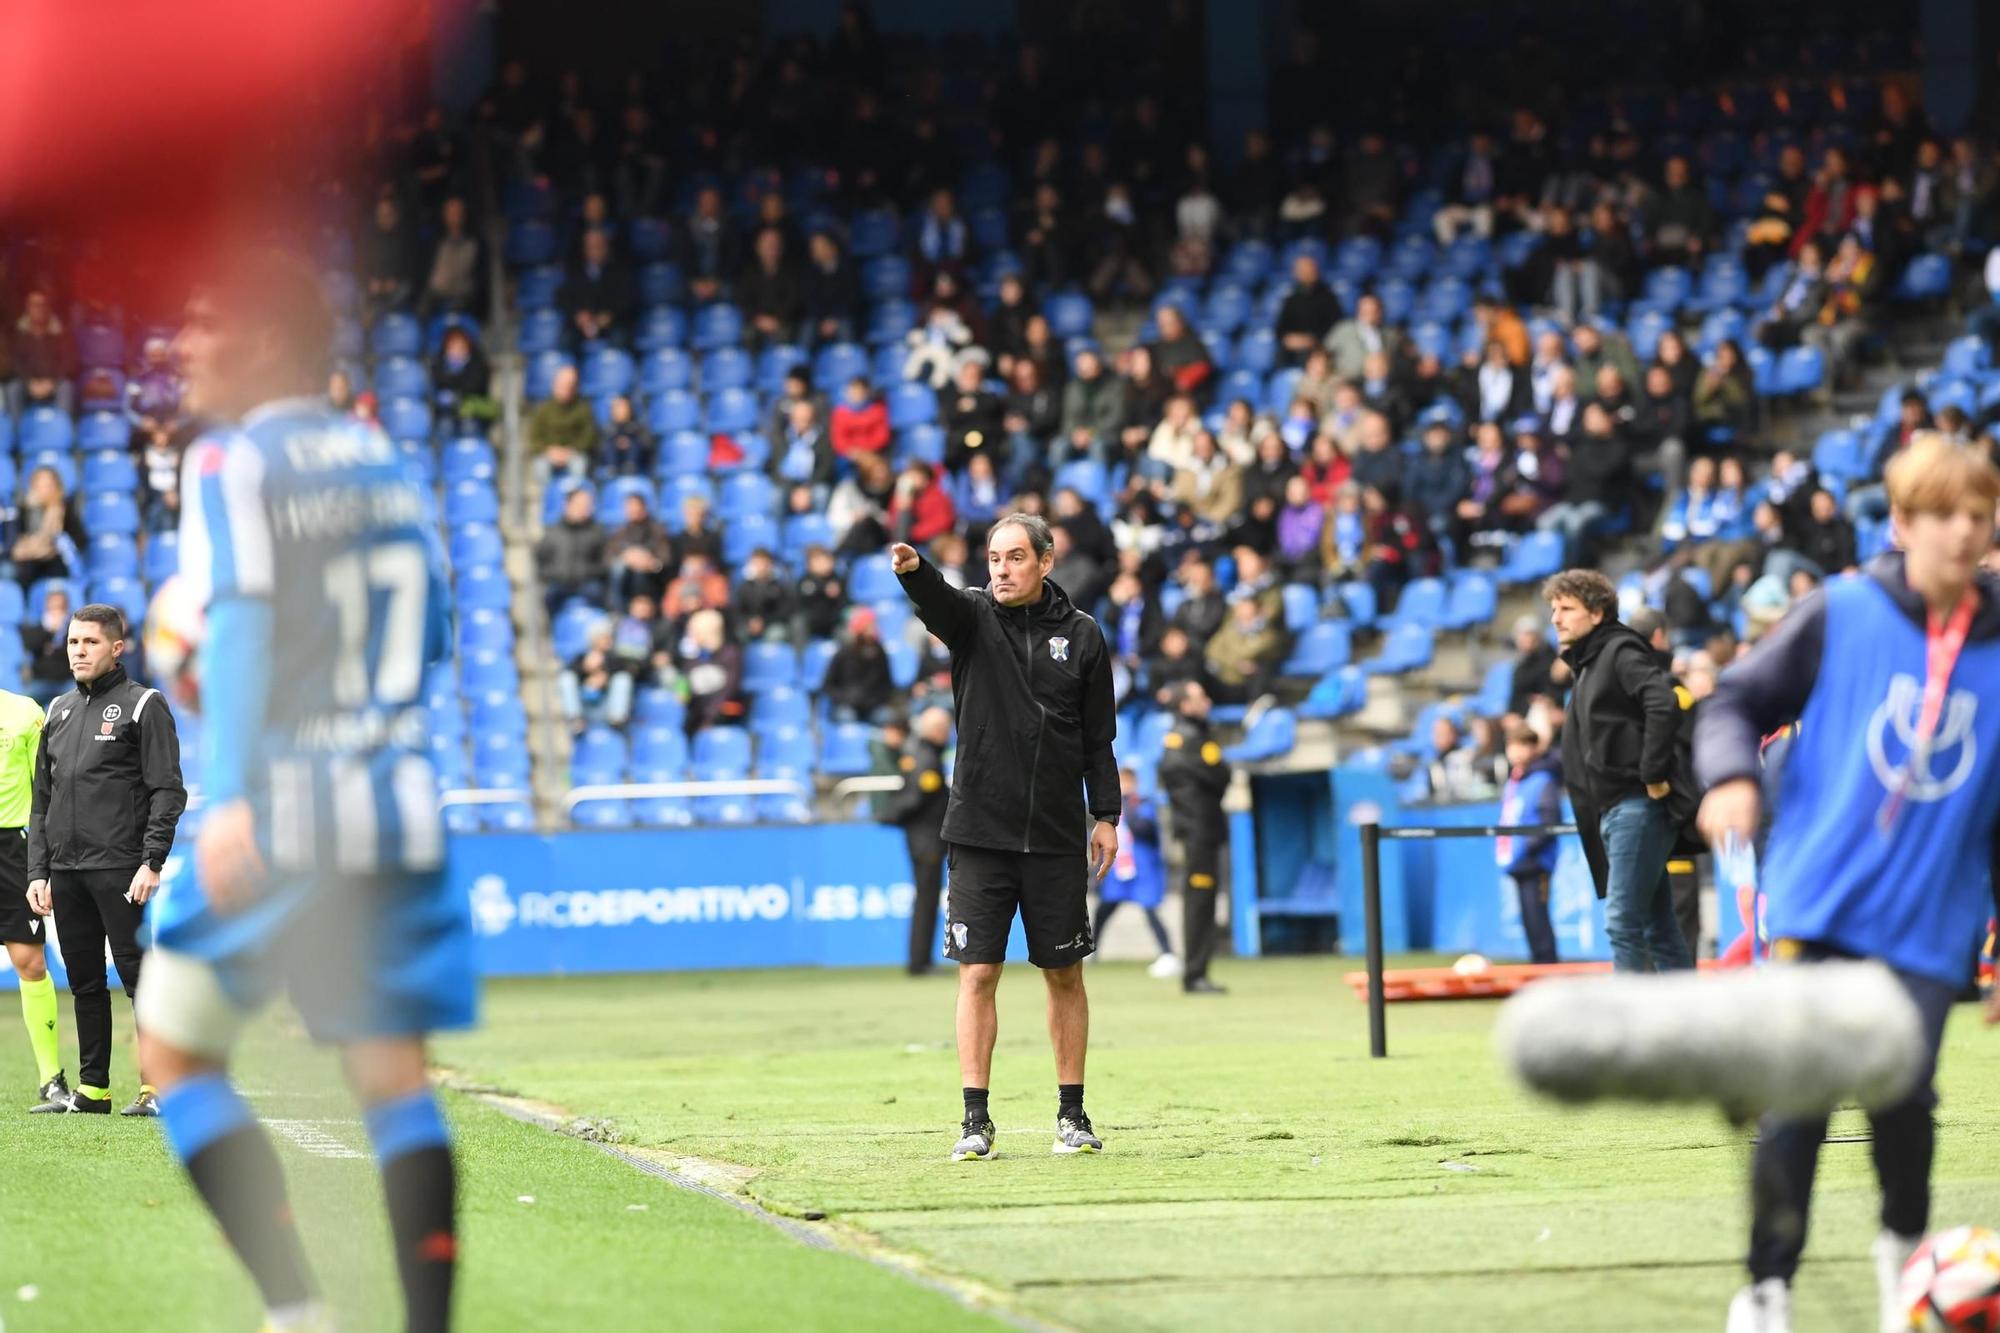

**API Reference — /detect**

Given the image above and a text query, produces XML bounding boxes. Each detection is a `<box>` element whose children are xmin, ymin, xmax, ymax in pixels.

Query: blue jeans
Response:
<box><xmin>1748</xmin><ymin>946</ymin><xmax>1956</xmax><ymax>1280</ymax></box>
<box><xmin>1537</xmin><ymin>500</ymin><xmax>1607</xmax><ymax>562</ymax></box>
<box><xmin>1599</xmin><ymin>796</ymin><xmax>1692</xmax><ymax>973</ymax></box>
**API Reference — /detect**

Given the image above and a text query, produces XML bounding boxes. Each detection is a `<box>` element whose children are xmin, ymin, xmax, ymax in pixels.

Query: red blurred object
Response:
<box><xmin>0</xmin><ymin>0</ymin><xmax>447</xmax><ymax>309</ymax></box>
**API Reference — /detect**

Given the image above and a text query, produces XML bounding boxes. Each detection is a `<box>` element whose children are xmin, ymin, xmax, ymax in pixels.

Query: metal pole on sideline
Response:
<box><xmin>1361</xmin><ymin>820</ymin><xmax>1386</xmax><ymax>1059</ymax></box>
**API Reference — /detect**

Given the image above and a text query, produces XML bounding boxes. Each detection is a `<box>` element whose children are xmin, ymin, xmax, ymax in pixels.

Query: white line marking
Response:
<box><xmin>264</xmin><ymin>1118</ymin><xmax>369</xmax><ymax>1160</ymax></box>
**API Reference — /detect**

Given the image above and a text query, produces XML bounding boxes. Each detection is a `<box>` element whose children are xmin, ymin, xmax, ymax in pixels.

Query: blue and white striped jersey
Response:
<box><xmin>178</xmin><ymin>396</ymin><xmax>451</xmax><ymax>876</ymax></box>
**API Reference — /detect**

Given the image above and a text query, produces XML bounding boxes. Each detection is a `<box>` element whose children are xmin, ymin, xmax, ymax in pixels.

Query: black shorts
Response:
<box><xmin>0</xmin><ymin>826</ymin><xmax>39</xmax><ymax>946</ymax></box>
<box><xmin>945</xmin><ymin>844</ymin><xmax>1093</xmax><ymax>969</ymax></box>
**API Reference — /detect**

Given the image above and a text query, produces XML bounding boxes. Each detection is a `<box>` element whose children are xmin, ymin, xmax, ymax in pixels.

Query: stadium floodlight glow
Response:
<box><xmin>1494</xmin><ymin>961</ymin><xmax>1927</xmax><ymax>1121</ymax></box>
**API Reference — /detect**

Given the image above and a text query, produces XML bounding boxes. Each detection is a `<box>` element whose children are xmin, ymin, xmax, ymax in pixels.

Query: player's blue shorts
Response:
<box><xmin>143</xmin><ymin>848</ymin><xmax>477</xmax><ymax>1048</ymax></box>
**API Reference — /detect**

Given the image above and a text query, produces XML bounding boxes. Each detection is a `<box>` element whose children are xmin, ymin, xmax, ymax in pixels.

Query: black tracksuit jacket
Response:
<box><xmin>897</xmin><ymin>556</ymin><xmax>1120</xmax><ymax>854</ymax></box>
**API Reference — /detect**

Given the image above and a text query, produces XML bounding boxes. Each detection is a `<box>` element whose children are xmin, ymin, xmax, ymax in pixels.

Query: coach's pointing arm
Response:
<box><xmin>889</xmin><ymin>543</ymin><xmax>976</xmax><ymax>649</ymax></box>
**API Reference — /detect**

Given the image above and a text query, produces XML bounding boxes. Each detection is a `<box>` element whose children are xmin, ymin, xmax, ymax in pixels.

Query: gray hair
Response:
<box><xmin>988</xmin><ymin>512</ymin><xmax>1053</xmax><ymax>560</ymax></box>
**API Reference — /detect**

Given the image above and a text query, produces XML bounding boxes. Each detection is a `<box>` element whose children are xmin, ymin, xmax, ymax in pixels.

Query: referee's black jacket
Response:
<box><xmin>28</xmin><ymin>665</ymin><xmax>187</xmax><ymax>881</ymax></box>
<box><xmin>898</xmin><ymin>555</ymin><xmax>1120</xmax><ymax>855</ymax></box>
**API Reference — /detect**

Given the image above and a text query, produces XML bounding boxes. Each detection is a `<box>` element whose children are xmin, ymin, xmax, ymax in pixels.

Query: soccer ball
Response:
<box><xmin>1452</xmin><ymin>953</ymin><xmax>1490</xmax><ymax>976</ymax></box>
<box><xmin>142</xmin><ymin>575</ymin><xmax>206</xmax><ymax>708</ymax></box>
<box><xmin>1900</xmin><ymin>1225</ymin><xmax>2000</xmax><ymax>1331</ymax></box>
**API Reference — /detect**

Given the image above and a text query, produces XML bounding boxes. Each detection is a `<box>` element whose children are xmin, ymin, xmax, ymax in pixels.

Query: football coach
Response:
<box><xmin>890</xmin><ymin>513</ymin><xmax>1120</xmax><ymax>1162</ymax></box>
<box><xmin>26</xmin><ymin>603</ymin><xmax>186</xmax><ymax>1115</ymax></box>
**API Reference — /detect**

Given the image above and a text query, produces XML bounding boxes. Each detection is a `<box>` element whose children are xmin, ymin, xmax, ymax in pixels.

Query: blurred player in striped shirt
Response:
<box><xmin>134</xmin><ymin>251</ymin><xmax>474</xmax><ymax>1333</ymax></box>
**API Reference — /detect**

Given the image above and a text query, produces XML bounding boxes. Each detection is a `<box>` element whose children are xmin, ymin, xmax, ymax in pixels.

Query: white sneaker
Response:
<box><xmin>1147</xmin><ymin>953</ymin><xmax>1183</xmax><ymax>980</ymax></box>
<box><xmin>1871</xmin><ymin>1230</ymin><xmax>1920</xmax><ymax>1333</ymax></box>
<box><xmin>1726</xmin><ymin>1278</ymin><xmax>1792</xmax><ymax>1333</ymax></box>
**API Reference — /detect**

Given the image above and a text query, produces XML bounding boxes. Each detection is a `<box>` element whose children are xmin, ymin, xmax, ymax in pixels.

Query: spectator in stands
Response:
<box><xmin>1048</xmin><ymin>525</ymin><xmax>1108</xmax><ymax>612</ymax></box>
<box><xmin>129</xmin><ymin>336</ymin><xmax>183</xmax><ymax>439</ymax></box>
<box><xmin>662</xmin><ymin>553</ymin><xmax>731</xmax><ymax>632</ymax></box>
<box><xmin>10</xmin><ymin>290</ymin><xmax>72</xmax><ymax>412</ymax></box>
<box><xmin>823</xmin><ymin>606</ymin><xmax>895</xmax><ymax>724</ymax></box>
<box><xmin>1642</xmin><ymin>155</ymin><xmax>1713</xmax><ymax>267</ymax></box>
<box><xmin>945</xmin><ymin>451</ymin><xmax>1005</xmax><ymax>545</ymax></box>
<box><xmin>800</xmin><ymin>233</ymin><xmax>858</xmax><ymax>347</ymax></box>
<box><xmin>792</xmin><ymin>545</ymin><xmax>846</xmax><ymax>643</ymax></box>
<box><xmin>1496</xmin><ymin>721</ymin><xmax>1563</xmax><ymax>963</ymax></box>
<box><xmin>1002</xmin><ymin>360</ymin><xmax>1060</xmax><ymax>485</ymax></box>
<box><xmin>905</xmin><ymin>278</ymin><xmax>983</xmax><ymax>387</ymax></box>
<box><xmin>1661</xmin><ymin>456</ymin><xmax>1732</xmax><ymax>551</ymax></box>
<box><xmin>773</xmin><ymin>397</ymin><xmax>835</xmax><ymax>491</ymax></box>
<box><xmin>1426</xmin><ymin>716</ymin><xmax>1487</xmax><ymax>802</ymax></box>
<box><xmin>1635</xmin><ymin>364</ymin><xmax>1692</xmax><ymax>467</ymax></box>
<box><xmin>830</xmin><ymin>376</ymin><xmax>890</xmax><ymax>461</ymax></box>
<box><xmin>1508</xmin><ymin>614</ymin><xmax>1560</xmax><ymax>715</ymax></box>
<box><xmin>1319</xmin><ymin>482</ymin><xmax>1369</xmax><ymax>584</ymax></box>
<box><xmin>1538</xmin><ymin>402</ymin><xmax>1630</xmax><ymax>560</ymax></box>
<box><xmin>19</xmin><ymin>586</ymin><xmax>72</xmax><ymax>705</ymax></box>
<box><xmin>1016</xmin><ymin>315</ymin><xmax>1066</xmax><ymax>392</ymax></box>
<box><xmin>1406</xmin><ymin>419</ymin><xmax>1470</xmax><ymax>535</ymax></box>
<box><xmin>1087</xmin><ymin>181</ymin><xmax>1155</xmax><ymax>301</ymax></box>
<box><xmin>1756</xmin><ymin>241</ymin><xmax>1827</xmax><ymax>349</ymax></box>
<box><xmin>1325</xmin><ymin>293</ymin><xmax>1400</xmax><ymax>381</ymax></box>
<box><xmin>1692</xmin><ymin>339</ymin><xmax>1756</xmax><ymax>437</ymax></box>
<box><xmin>1586</xmin><ymin>201</ymin><xmax>1639</xmax><ymax>308</ymax></box>
<box><xmin>675</xmin><ymin>608</ymin><xmax>744</xmax><ymax>737</ymax></box>
<box><xmin>1348</xmin><ymin>411</ymin><xmax>1404</xmax><ymax>503</ymax></box>
<box><xmin>1170</xmin><ymin>431</ymin><xmax>1242</xmax><ymax>528</ymax></box>
<box><xmin>1808</xmin><ymin>233</ymin><xmax>1878</xmax><ymax>390</ymax></box>
<box><xmin>1795</xmin><ymin>487</ymin><xmax>1857</xmax><ymax>575</ymax></box>
<box><xmin>739</xmin><ymin>227</ymin><xmax>801</xmax><ymax>349</ymax></box>
<box><xmin>1146</xmin><ymin>624</ymin><xmax>1207</xmax><ymax>704</ymax></box>
<box><xmin>1473</xmin><ymin>294</ymin><xmax>1530</xmax><ymax>366</ymax></box>
<box><xmin>1434</xmin><ymin>131</ymin><xmax>1500</xmax><ymax>243</ymax></box>
<box><xmin>987</xmin><ymin>275</ymin><xmax>1033</xmax><ymax>371</ymax></box>
<box><xmin>11</xmin><ymin>465</ymin><xmax>85</xmax><ymax>588</ymax></box>
<box><xmin>536</xmin><ymin>486</ymin><xmax>608</xmax><ymax>620</ymax></box>
<box><xmin>1236</xmin><ymin>432</ymin><xmax>1296</xmax><ymax>550</ymax></box>
<box><xmin>1273</xmin><ymin>475</ymin><xmax>1325</xmax><ymax>580</ymax></box>
<box><xmin>1204</xmin><ymin>594</ymin><xmax>1284</xmax><ymax>705</ymax></box>
<box><xmin>1572</xmin><ymin>324</ymin><xmax>1641</xmax><ymax>394</ymax></box>
<box><xmin>433</xmin><ymin>325</ymin><xmax>495</xmax><ymax>433</ymax></box>
<box><xmin>1651</xmin><ymin>328</ymin><xmax>1698</xmax><ymax>401</ymax></box>
<box><xmin>889</xmin><ymin>463</ymin><xmax>956</xmax><ymax>547</ymax></box>
<box><xmin>562</xmin><ymin>228</ymin><xmax>635</xmax><ymax>344</ymax></box>
<box><xmin>941</xmin><ymin>360</ymin><xmax>1005</xmax><ymax>475</ymax></box>
<box><xmin>1148</xmin><ymin>305</ymin><xmax>1212</xmax><ymax>397</ymax></box>
<box><xmin>1055</xmin><ymin>347</ymin><xmax>1121</xmax><ymax>469</ymax></box>
<box><xmin>1537</xmin><ymin>206</ymin><xmax>1601</xmax><ymax>322</ymax></box>
<box><xmin>597</xmin><ymin>395</ymin><xmax>653</xmax><ymax>477</ymax></box>
<box><xmin>605</xmin><ymin>491</ymin><xmax>672</xmax><ymax>606</ymax></box>
<box><xmin>421</xmin><ymin>196</ymin><xmax>486</xmax><ymax>317</ymax></box>
<box><xmin>829</xmin><ymin>450</ymin><xmax>895</xmax><ymax>555</ymax></box>
<box><xmin>611</xmin><ymin>594</ymin><xmax>670</xmax><ymax>687</ymax></box>
<box><xmin>1171</xmin><ymin>559</ymin><xmax>1227</xmax><ymax>644</ymax></box>
<box><xmin>1541</xmin><ymin>365</ymin><xmax>1583</xmax><ymax>443</ymax></box>
<box><xmin>327</xmin><ymin>369</ymin><xmax>357</xmax><ymax>416</ymax></box>
<box><xmin>1300</xmin><ymin>431</ymin><xmax>1349</xmax><ymax>503</ymax></box>
<box><xmin>682</xmin><ymin>186</ymin><xmax>740</xmax><ymax>305</ymax></box>
<box><xmin>1476</xmin><ymin>339</ymin><xmax>1531</xmax><ymax>422</ymax></box>
<box><xmin>1794</xmin><ymin>147</ymin><xmax>1855</xmax><ymax>255</ymax></box>
<box><xmin>559</xmin><ymin>618</ymin><xmax>635</xmax><ymax>734</ymax></box>
<box><xmin>1102</xmin><ymin>569</ymin><xmax>1164</xmax><ymax>670</ymax></box>
<box><xmin>675</xmin><ymin>493</ymin><xmax>723</xmax><ymax>567</ymax></box>
<box><xmin>527</xmin><ymin>364</ymin><xmax>596</xmax><ymax>488</ymax></box>
<box><xmin>1275</xmin><ymin>254</ymin><xmax>1340</xmax><ymax>367</ymax></box>
<box><xmin>360</xmin><ymin>195</ymin><xmax>419</xmax><ymax>316</ymax></box>
<box><xmin>1019</xmin><ymin>182</ymin><xmax>1073</xmax><ymax>291</ymax></box>
<box><xmin>915</xmin><ymin>187</ymin><xmax>969</xmax><ymax>281</ymax></box>
<box><xmin>1449</xmin><ymin>420</ymin><xmax>1514</xmax><ymax>548</ymax></box>
<box><xmin>735</xmin><ymin>548</ymin><xmax>794</xmax><ymax>643</ymax></box>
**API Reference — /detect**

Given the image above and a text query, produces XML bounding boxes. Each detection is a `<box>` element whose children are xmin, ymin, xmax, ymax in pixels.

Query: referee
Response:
<box><xmin>0</xmin><ymin>685</ymin><xmax>63</xmax><ymax>1107</ymax></box>
<box><xmin>891</xmin><ymin>514</ymin><xmax>1121</xmax><ymax>1162</ymax></box>
<box><xmin>26</xmin><ymin>604</ymin><xmax>186</xmax><ymax>1116</ymax></box>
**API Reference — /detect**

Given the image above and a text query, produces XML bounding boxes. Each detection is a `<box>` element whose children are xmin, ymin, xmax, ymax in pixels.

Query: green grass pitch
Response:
<box><xmin>2</xmin><ymin>957</ymin><xmax>1995</xmax><ymax>1330</ymax></box>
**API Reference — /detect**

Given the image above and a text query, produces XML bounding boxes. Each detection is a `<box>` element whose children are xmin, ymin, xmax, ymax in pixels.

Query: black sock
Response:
<box><xmin>381</xmin><ymin>1145</ymin><xmax>459</xmax><ymax>1333</ymax></box>
<box><xmin>183</xmin><ymin>1127</ymin><xmax>318</xmax><ymax>1310</ymax></box>
<box><xmin>962</xmin><ymin>1086</ymin><xmax>989</xmax><ymax>1122</ymax></box>
<box><xmin>1059</xmin><ymin>1083</ymin><xmax>1085</xmax><ymax>1117</ymax></box>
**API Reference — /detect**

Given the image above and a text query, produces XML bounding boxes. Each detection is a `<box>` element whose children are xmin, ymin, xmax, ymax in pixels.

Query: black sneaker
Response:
<box><xmin>1184</xmin><ymin>976</ymin><xmax>1229</xmax><ymax>995</ymax></box>
<box><xmin>31</xmin><ymin>1081</ymin><xmax>110</xmax><ymax>1114</ymax></box>
<box><xmin>119</xmin><ymin>1088</ymin><xmax>160</xmax><ymax>1117</ymax></box>
<box><xmin>29</xmin><ymin>1071</ymin><xmax>69</xmax><ymax>1112</ymax></box>
<box><xmin>951</xmin><ymin>1114</ymin><xmax>997</xmax><ymax>1162</ymax></box>
<box><xmin>1052</xmin><ymin>1111</ymin><xmax>1103</xmax><ymax>1155</ymax></box>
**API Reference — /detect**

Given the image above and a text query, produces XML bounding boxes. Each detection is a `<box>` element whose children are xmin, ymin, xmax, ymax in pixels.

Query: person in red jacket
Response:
<box><xmin>831</xmin><ymin>376</ymin><xmax>891</xmax><ymax>460</ymax></box>
<box><xmin>890</xmin><ymin>463</ymin><xmax>957</xmax><ymax>546</ymax></box>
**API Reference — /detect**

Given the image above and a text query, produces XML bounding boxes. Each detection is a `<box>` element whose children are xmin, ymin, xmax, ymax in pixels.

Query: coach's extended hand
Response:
<box><xmin>889</xmin><ymin>542</ymin><xmax>919</xmax><ymax>575</ymax></box>
<box><xmin>1088</xmin><ymin>818</ymin><xmax>1118</xmax><ymax>885</ymax></box>
<box><xmin>126</xmin><ymin>864</ymin><xmax>160</xmax><ymax>906</ymax></box>
<box><xmin>197</xmin><ymin>798</ymin><xmax>267</xmax><ymax>915</ymax></box>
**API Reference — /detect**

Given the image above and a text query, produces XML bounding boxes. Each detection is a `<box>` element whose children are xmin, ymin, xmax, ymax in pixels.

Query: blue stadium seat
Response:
<box><xmin>898</xmin><ymin>424</ymin><xmax>945</xmax><ymax>467</ymax></box>
<box><xmin>88</xmin><ymin>577</ymin><xmax>143</xmax><ymax>625</ymax></box>
<box><xmin>863</xmin><ymin>255</ymin><xmax>912</xmax><ymax>301</ymax></box>
<box><xmin>19</xmin><ymin>407</ymin><xmax>73</xmax><ymax>456</ymax></box>
<box><xmin>571</xmin><ymin>798</ymin><xmax>633</xmax><ymax>829</ymax></box>
<box><xmin>1500</xmin><ymin>531</ymin><xmax>1565</xmax><ymax>584</ymax></box>
<box><xmin>505</xmin><ymin>219</ymin><xmax>558</xmax><ymax>269</ymax></box>
<box><xmin>705</xmin><ymin>387</ymin><xmax>758</xmax><ymax>435</ymax></box>
<box><xmin>444</xmin><ymin>481</ymin><xmax>500</xmax><ymax>527</ymax></box>
<box><xmin>800</xmin><ymin>638</ymin><xmax>839</xmax><ymax>691</ymax></box>
<box><xmin>701</xmin><ymin>347</ymin><xmax>753</xmax><ymax>392</ymax></box>
<box><xmin>723</xmin><ymin>514</ymin><xmax>779</xmax><ymax>567</ymax></box>
<box><xmin>1894</xmin><ymin>253</ymin><xmax>1951</xmax><ymax>302</ymax></box>
<box><xmin>455</xmin><ymin>565</ymin><xmax>513</xmax><ymax>612</ymax></box>
<box><xmin>1280</xmin><ymin>584</ymin><xmax>1321</xmax><ymax>633</ymax></box>
<box><xmin>631</xmin><ymin>726</ymin><xmax>690</xmax><ymax>776</ymax></box>
<box><xmin>889</xmin><ymin>382</ymin><xmax>937</xmax><ymax>429</ymax></box>
<box><xmin>751</xmin><ymin>686</ymin><xmax>812</xmax><ymax>735</ymax></box>
<box><xmin>370</xmin><ymin>312</ymin><xmax>422</xmax><ymax>360</ymax></box>
<box><xmin>1298</xmin><ymin>666</ymin><xmax>1369</xmax><ymax>720</ymax></box>
<box><xmin>756</xmin><ymin>344</ymin><xmax>809</xmax><ymax>393</ymax></box>
<box><xmin>635</xmin><ymin>307</ymin><xmax>688</xmax><ymax>356</ymax></box>
<box><xmin>1224</xmin><ymin>707</ymin><xmax>1297</xmax><ymax>763</ymax></box>
<box><xmin>647</xmin><ymin>390</ymin><xmax>701</xmax><ymax>438</ymax></box>
<box><xmin>629</xmin><ymin>217</ymin><xmax>673</xmax><ymax>262</ymax></box>
<box><xmin>818</xmin><ymin>722</ymin><xmax>875</xmax><ymax>776</ymax></box>
<box><xmin>82</xmin><ymin>493</ymin><xmax>140</xmax><ymax>537</ymax></box>
<box><xmin>551</xmin><ymin>604</ymin><xmax>602</xmax><ymax>660</ymax></box>
<box><xmin>77</xmin><ymin>412</ymin><xmax>128</xmax><ymax>454</ymax></box>
<box><xmin>639</xmin><ymin>262</ymin><xmax>684</xmax><ymax>308</ymax></box>
<box><xmin>849</xmin><ymin>210</ymin><xmax>898</xmax><ymax>259</ymax></box>
<box><xmin>756</xmin><ymin>728</ymin><xmax>815</xmax><ymax>780</ymax></box>
<box><xmin>1330</xmin><ymin>581</ymin><xmax>1377</xmax><ymax>627</ymax></box>
<box><xmin>633</xmin><ymin>687</ymin><xmax>686</xmax><ymax>731</ymax></box>
<box><xmin>450</xmin><ymin>523</ymin><xmax>504</xmax><ymax>571</ymax></box>
<box><xmin>719</xmin><ymin>472</ymin><xmax>777</xmax><ymax>521</ymax></box>
<box><xmin>692</xmin><ymin>725</ymin><xmax>753</xmax><ymax>774</ymax></box>
<box><xmin>516</xmin><ymin>266</ymin><xmax>564</xmax><ymax>314</ymax></box>
<box><xmin>742</xmin><ymin>641</ymin><xmax>799</xmax><ymax>693</ymax></box>
<box><xmin>1776</xmin><ymin>345</ymin><xmax>1824</xmax><ymax>396</ymax></box>
<box><xmin>460</xmin><ymin>651</ymin><xmax>518</xmax><ymax>694</ymax></box>
<box><xmin>1441</xmin><ymin>572</ymin><xmax>1498</xmax><ymax>632</ymax></box>
<box><xmin>572</xmin><ymin>728</ymin><xmax>629</xmax><ymax>782</ymax></box>
<box><xmin>88</xmin><ymin>533</ymin><xmax>140</xmax><ymax>582</ymax></box>
<box><xmin>690</xmin><ymin>304</ymin><xmax>744</xmax><ymax>352</ymax></box>
<box><xmin>848</xmin><ymin>554</ymin><xmax>900</xmax><ymax>604</ymax></box>
<box><xmin>885</xmin><ymin>639</ymin><xmax>918</xmax><ymax>689</ymax></box>
<box><xmin>382</xmin><ymin>396</ymin><xmax>432</xmax><ymax>443</ymax></box>
<box><xmin>142</xmin><ymin>531</ymin><xmax>179</xmax><ymax>583</ymax></box>
<box><xmin>517</xmin><ymin>307</ymin><xmax>564</xmax><ymax>356</ymax></box>
<box><xmin>1364</xmin><ymin>624</ymin><xmax>1435</xmax><ymax>675</ymax></box>
<box><xmin>635</xmin><ymin>795</ymin><xmax>696</xmax><ymax>828</ymax></box>
<box><xmin>459</xmin><ymin>606</ymin><xmax>513</xmax><ymax>653</ymax></box>
<box><xmin>640</xmin><ymin>348</ymin><xmax>694</xmax><ymax>399</ymax></box>
<box><xmin>1388</xmin><ymin>577</ymin><xmax>1448</xmax><ymax>632</ymax></box>
<box><xmin>581</xmin><ymin>347</ymin><xmax>636</xmax><ymax>400</ymax></box>
<box><xmin>1044</xmin><ymin>291</ymin><xmax>1094</xmax><ymax>341</ymax></box>
<box><xmin>375</xmin><ymin>355</ymin><xmax>429</xmax><ymax>401</ymax></box>
<box><xmin>782</xmin><ymin>513</ymin><xmax>835</xmax><ymax>563</ymax></box>
<box><xmin>812</xmin><ymin>342</ymin><xmax>870</xmax><ymax>394</ymax></box>
<box><xmin>82</xmin><ymin>451</ymin><xmax>139</xmax><ymax>496</ymax></box>
<box><xmin>1812</xmin><ymin>428</ymin><xmax>1866</xmax><ymax>483</ymax></box>
<box><xmin>441</xmin><ymin>438</ymin><xmax>497</xmax><ymax>486</ymax></box>
<box><xmin>1279</xmin><ymin>622</ymin><xmax>1352</xmax><ymax>677</ymax></box>
<box><xmin>482</xmin><ymin>801</ymin><xmax>536</xmax><ymax>832</ymax></box>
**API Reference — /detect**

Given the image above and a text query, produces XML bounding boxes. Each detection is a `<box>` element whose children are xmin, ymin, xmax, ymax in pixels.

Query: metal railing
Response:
<box><xmin>561</xmin><ymin>777</ymin><xmax>811</xmax><ymax>816</ymax></box>
<box><xmin>439</xmin><ymin>788</ymin><xmax>533</xmax><ymax>810</ymax></box>
<box><xmin>1358</xmin><ymin>818</ymin><xmax>1577</xmax><ymax>1059</ymax></box>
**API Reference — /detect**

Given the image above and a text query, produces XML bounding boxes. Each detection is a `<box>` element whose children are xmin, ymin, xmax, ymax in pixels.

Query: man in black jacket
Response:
<box><xmin>1158</xmin><ymin>681</ymin><xmax>1231</xmax><ymax>994</ymax></box>
<box><xmin>1545</xmin><ymin>571</ymin><xmax>1693</xmax><ymax>973</ymax></box>
<box><xmin>881</xmin><ymin>707</ymin><xmax>953</xmax><ymax>976</ymax></box>
<box><xmin>891</xmin><ymin>514</ymin><xmax>1119</xmax><ymax>1161</ymax></box>
<box><xmin>26</xmin><ymin>604</ymin><xmax>186</xmax><ymax>1114</ymax></box>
